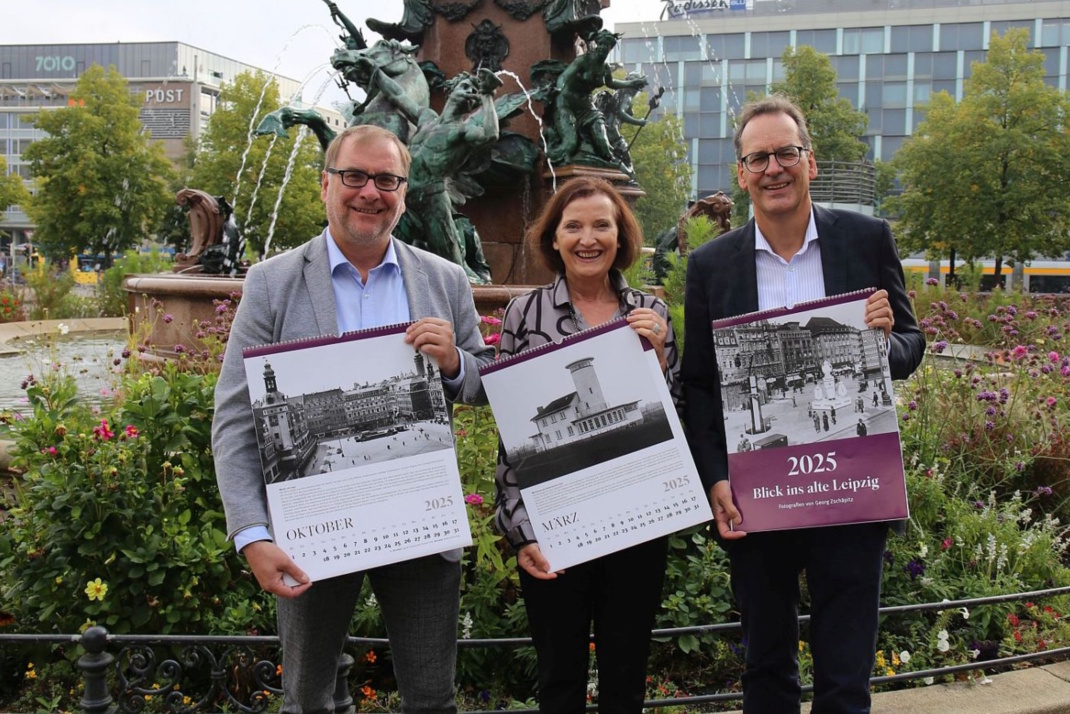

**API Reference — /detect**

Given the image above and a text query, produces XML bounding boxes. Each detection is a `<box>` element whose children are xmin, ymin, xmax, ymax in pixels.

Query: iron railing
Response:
<box><xmin>2</xmin><ymin>585</ymin><xmax>1069</xmax><ymax>713</ymax></box>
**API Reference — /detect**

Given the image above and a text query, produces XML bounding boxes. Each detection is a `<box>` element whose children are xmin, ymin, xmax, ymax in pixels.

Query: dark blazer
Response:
<box><xmin>681</xmin><ymin>205</ymin><xmax>924</xmax><ymax>492</ymax></box>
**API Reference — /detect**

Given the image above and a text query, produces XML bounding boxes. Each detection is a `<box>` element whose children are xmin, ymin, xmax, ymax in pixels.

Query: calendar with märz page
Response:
<box><xmin>480</xmin><ymin>319</ymin><xmax>711</xmax><ymax>572</ymax></box>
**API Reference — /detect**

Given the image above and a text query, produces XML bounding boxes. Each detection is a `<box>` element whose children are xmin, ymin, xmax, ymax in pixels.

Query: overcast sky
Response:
<box><xmin>2</xmin><ymin>0</ymin><xmax>668</xmax><ymax>107</ymax></box>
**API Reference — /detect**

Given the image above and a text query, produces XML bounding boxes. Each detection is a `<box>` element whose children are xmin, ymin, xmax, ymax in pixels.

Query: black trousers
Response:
<box><xmin>519</xmin><ymin>536</ymin><xmax>668</xmax><ymax>713</ymax></box>
<box><xmin>722</xmin><ymin>522</ymin><xmax>889</xmax><ymax>714</ymax></box>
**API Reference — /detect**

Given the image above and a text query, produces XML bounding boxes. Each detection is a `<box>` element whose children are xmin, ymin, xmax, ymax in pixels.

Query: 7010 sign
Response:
<box><xmin>36</xmin><ymin>55</ymin><xmax>76</xmax><ymax>72</ymax></box>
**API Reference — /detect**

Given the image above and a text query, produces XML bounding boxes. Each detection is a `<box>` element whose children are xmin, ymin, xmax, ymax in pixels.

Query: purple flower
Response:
<box><xmin>908</xmin><ymin>400</ymin><xmax>918</xmax><ymax>411</ymax></box>
<box><xmin>926</xmin><ymin>278</ymin><xmax>939</xmax><ymax>286</ymax></box>
<box><xmin>932</xmin><ymin>340</ymin><xmax>948</xmax><ymax>353</ymax></box>
<box><xmin>1025</xmin><ymin>311</ymin><xmax>1038</xmax><ymax>320</ymax></box>
<box><xmin>974</xmin><ymin>501</ymin><xmax>986</xmax><ymax>510</ymax></box>
<box><xmin>984</xmin><ymin>420</ymin><xmax>995</xmax><ymax>430</ymax></box>
<box><xmin>121</xmin><ymin>348</ymin><xmax>131</xmax><ymax>359</ymax></box>
<box><xmin>884</xmin><ymin>550</ymin><xmax>895</xmax><ymax>565</ymax></box>
<box><xmin>173</xmin><ymin>344</ymin><xmax>186</xmax><ymax>354</ymax></box>
<box><xmin>162</xmin><ymin>313</ymin><xmax>174</xmax><ymax>324</ymax></box>
<box><xmin>906</xmin><ymin>560</ymin><xmax>926</xmax><ymax>580</ymax></box>
<box><xmin>1015</xmin><ymin>461</ymin><xmax>1025</xmax><ymax>472</ymax></box>
<box><xmin>985</xmin><ymin>406</ymin><xmax>996</xmax><ymax>416</ymax></box>
<box><xmin>1035</xmin><ymin>486</ymin><xmax>1053</xmax><ymax>497</ymax></box>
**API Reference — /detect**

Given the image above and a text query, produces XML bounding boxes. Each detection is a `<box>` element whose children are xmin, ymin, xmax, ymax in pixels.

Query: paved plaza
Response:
<box><xmin>306</xmin><ymin>420</ymin><xmax>454</xmax><ymax>476</ymax></box>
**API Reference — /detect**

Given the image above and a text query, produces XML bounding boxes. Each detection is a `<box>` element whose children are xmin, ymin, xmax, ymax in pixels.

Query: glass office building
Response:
<box><xmin>615</xmin><ymin>0</ymin><xmax>1070</xmax><ymax>200</ymax></box>
<box><xmin>0</xmin><ymin>42</ymin><xmax>329</xmax><ymax>248</ymax></box>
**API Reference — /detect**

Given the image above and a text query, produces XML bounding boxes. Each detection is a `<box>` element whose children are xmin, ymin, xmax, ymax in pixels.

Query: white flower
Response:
<box><xmin>960</xmin><ymin>607</ymin><xmax>970</xmax><ymax>620</ymax></box>
<box><xmin>923</xmin><ymin>676</ymin><xmax>934</xmax><ymax>685</ymax></box>
<box><xmin>978</xmin><ymin>675</ymin><xmax>993</xmax><ymax>685</ymax></box>
<box><xmin>919</xmin><ymin>543</ymin><xmax>929</xmax><ymax>558</ymax></box>
<box><xmin>936</xmin><ymin>629</ymin><xmax>950</xmax><ymax>652</ymax></box>
<box><xmin>899</xmin><ymin>650</ymin><xmax>911</xmax><ymax>664</ymax></box>
<box><xmin>968</xmin><ymin>649</ymin><xmax>980</xmax><ymax>660</ymax></box>
<box><xmin>364</xmin><ymin>593</ymin><xmax>378</xmax><ymax>608</ymax></box>
<box><xmin>460</xmin><ymin>612</ymin><xmax>473</xmax><ymax>639</ymax></box>
<box><xmin>57</xmin><ymin>323</ymin><xmax>69</xmax><ymax>335</ymax></box>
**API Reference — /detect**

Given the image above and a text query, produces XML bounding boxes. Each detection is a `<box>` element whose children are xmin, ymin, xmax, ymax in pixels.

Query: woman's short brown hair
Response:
<box><xmin>526</xmin><ymin>177</ymin><xmax>644</xmax><ymax>275</ymax></box>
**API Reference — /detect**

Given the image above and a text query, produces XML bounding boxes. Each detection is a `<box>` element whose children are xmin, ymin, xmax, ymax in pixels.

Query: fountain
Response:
<box><xmin>125</xmin><ymin>0</ymin><xmax>656</xmax><ymax>350</ymax></box>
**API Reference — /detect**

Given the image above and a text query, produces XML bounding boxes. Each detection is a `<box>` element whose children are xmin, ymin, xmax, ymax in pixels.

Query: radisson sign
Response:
<box><xmin>660</xmin><ymin>0</ymin><xmax>748</xmax><ymax>21</ymax></box>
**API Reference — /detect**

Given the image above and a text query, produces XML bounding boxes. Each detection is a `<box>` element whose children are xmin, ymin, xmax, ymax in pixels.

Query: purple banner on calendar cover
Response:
<box><xmin>727</xmin><ymin>432</ymin><xmax>907</xmax><ymax>531</ymax></box>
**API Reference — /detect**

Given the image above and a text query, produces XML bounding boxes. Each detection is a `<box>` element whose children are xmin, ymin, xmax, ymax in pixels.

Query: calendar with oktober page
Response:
<box><xmin>711</xmin><ymin>289</ymin><xmax>908</xmax><ymax>531</ymax></box>
<box><xmin>242</xmin><ymin>323</ymin><xmax>471</xmax><ymax>582</ymax></box>
<box><xmin>480</xmin><ymin>320</ymin><xmax>712</xmax><ymax>572</ymax></box>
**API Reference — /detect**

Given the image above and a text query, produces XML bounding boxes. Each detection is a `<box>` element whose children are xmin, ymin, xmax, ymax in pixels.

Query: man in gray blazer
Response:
<box><xmin>212</xmin><ymin>125</ymin><xmax>494</xmax><ymax>714</ymax></box>
<box><xmin>682</xmin><ymin>96</ymin><xmax>924</xmax><ymax>713</ymax></box>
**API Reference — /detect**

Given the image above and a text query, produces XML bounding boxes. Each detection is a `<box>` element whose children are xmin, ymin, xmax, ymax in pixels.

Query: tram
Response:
<box><xmin>900</xmin><ymin>255</ymin><xmax>1070</xmax><ymax>294</ymax></box>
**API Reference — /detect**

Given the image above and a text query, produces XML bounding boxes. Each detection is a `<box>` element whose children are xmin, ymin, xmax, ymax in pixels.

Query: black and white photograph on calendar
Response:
<box><xmin>488</xmin><ymin>323</ymin><xmax>674</xmax><ymax>489</ymax></box>
<box><xmin>243</xmin><ymin>329</ymin><xmax>453</xmax><ymax>484</ymax></box>
<box><xmin>712</xmin><ymin>293</ymin><xmax>898</xmax><ymax>455</ymax></box>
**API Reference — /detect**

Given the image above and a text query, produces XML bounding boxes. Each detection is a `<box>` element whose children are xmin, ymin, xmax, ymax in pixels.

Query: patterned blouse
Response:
<box><xmin>492</xmin><ymin>271</ymin><xmax>682</xmax><ymax>549</ymax></box>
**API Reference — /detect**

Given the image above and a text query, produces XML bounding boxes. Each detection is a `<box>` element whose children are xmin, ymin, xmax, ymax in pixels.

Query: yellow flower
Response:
<box><xmin>885</xmin><ymin>667</ymin><xmax>895</xmax><ymax>677</ymax></box>
<box><xmin>79</xmin><ymin>619</ymin><xmax>97</xmax><ymax>633</ymax></box>
<box><xmin>84</xmin><ymin>578</ymin><xmax>108</xmax><ymax>601</ymax></box>
<box><xmin>25</xmin><ymin>663</ymin><xmax>36</xmax><ymax>680</ymax></box>
<box><xmin>892</xmin><ymin>651</ymin><xmax>901</xmax><ymax>666</ymax></box>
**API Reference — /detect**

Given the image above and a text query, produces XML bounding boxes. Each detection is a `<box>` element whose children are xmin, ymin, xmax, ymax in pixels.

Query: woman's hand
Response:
<box><xmin>627</xmin><ymin>307</ymin><xmax>669</xmax><ymax>373</ymax></box>
<box><xmin>517</xmin><ymin>543</ymin><xmax>560</xmax><ymax>580</ymax></box>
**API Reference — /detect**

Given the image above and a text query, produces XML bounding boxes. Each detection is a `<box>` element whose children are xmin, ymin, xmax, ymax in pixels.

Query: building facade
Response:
<box><xmin>0</xmin><ymin>41</ymin><xmax>341</xmax><ymax>250</ymax></box>
<box><xmin>615</xmin><ymin>0</ymin><xmax>1070</xmax><ymax>200</ymax></box>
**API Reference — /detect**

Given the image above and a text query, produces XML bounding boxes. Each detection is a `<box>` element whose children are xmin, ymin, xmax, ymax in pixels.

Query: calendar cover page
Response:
<box><xmin>242</xmin><ymin>324</ymin><xmax>471</xmax><ymax>582</ymax></box>
<box><xmin>712</xmin><ymin>290</ymin><xmax>908</xmax><ymax>532</ymax></box>
<box><xmin>481</xmin><ymin>320</ymin><xmax>712</xmax><ymax>572</ymax></box>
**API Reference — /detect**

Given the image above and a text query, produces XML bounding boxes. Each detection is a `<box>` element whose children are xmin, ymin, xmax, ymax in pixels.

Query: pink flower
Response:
<box><xmin>1011</xmin><ymin>345</ymin><xmax>1028</xmax><ymax>361</ymax></box>
<box><xmin>92</xmin><ymin>419</ymin><xmax>115</xmax><ymax>441</ymax></box>
<box><xmin>484</xmin><ymin>333</ymin><xmax>501</xmax><ymax>346</ymax></box>
<box><xmin>1049</xmin><ymin>351</ymin><xmax>1061</xmax><ymax>363</ymax></box>
<box><xmin>124</xmin><ymin>425</ymin><xmax>139</xmax><ymax>439</ymax></box>
<box><xmin>480</xmin><ymin>315</ymin><xmax>502</xmax><ymax>326</ymax></box>
<box><xmin>162</xmin><ymin>314</ymin><xmax>174</xmax><ymax>323</ymax></box>
<box><xmin>464</xmin><ymin>494</ymin><xmax>484</xmax><ymax>506</ymax></box>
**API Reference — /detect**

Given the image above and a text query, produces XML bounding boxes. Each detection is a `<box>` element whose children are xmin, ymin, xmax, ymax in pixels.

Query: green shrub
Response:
<box><xmin>0</xmin><ymin>353</ymin><xmax>269</xmax><ymax>636</ymax></box>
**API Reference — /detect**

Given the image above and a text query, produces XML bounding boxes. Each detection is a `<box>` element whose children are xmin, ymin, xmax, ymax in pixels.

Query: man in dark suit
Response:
<box><xmin>682</xmin><ymin>96</ymin><xmax>924</xmax><ymax>713</ymax></box>
<box><xmin>212</xmin><ymin>125</ymin><xmax>494</xmax><ymax>713</ymax></box>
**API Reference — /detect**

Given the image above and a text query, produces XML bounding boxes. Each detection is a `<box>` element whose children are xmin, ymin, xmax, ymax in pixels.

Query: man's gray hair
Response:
<box><xmin>323</xmin><ymin>124</ymin><xmax>412</xmax><ymax>175</ymax></box>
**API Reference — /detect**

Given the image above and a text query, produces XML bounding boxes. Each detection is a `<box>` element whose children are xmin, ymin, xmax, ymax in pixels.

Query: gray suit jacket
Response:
<box><xmin>212</xmin><ymin>232</ymin><xmax>494</xmax><ymax>542</ymax></box>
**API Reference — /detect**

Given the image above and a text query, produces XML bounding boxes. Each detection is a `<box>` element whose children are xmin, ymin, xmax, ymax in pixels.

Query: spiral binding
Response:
<box><xmin>711</xmin><ymin>287</ymin><xmax>877</xmax><ymax>330</ymax></box>
<box><xmin>241</xmin><ymin>321</ymin><xmax>414</xmax><ymax>358</ymax></box>
<box><xmin>480</xmin><ymin>317</ymin><xmax>632</xmax><ymax>375</ymax></box>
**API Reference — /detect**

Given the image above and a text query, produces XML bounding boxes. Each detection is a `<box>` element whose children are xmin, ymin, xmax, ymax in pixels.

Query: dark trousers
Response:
<box><xmin>519</xmin><ymin>536</ymin><xmax>668</xmax><ymax>714</ymax></box>
<box><xmin>723</xmin><ymin>522</ymin><xmax>889</xmax><ymax>714</ymax></box>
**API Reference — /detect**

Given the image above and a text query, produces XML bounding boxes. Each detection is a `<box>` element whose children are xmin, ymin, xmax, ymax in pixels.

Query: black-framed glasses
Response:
<box><xmin>326</xmin><ymin>167</ymin><xmax>407</xmax><ymax>191</ymax></box>
<box><xmin>739</xmin><ymin>145</ymin><xmax>808</xmax><ymax>173</ymax></box>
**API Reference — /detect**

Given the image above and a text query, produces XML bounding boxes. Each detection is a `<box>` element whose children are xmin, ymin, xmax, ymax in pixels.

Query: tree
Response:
<box><xmin>891</xmin><ymin>29</ymin><xmax>1070</xmax><ymax>283</ymax></box>
<box><xmin>733</xmin><ymin>45</ymin><xmax>870</xmax><ymax>225</ymax></box>
<box><xmin>187</xmin><ymin>72</ymin><xmax>325</xmax><ymax>258</ymax></box>
<box><xmin>22</xmin><ymin>65</ymin><xmax>175</xmax><ymax>266</ymax></box>
<box><xmin>626</xmin><ymin>97</ymin><xmax>693</xmax><ymax>244</ymax></box>
<box><xmin>771</xmin><ymin>45</ymin><xmax>868</xmax><ymax>163</ymax></box>
<box><xmin>0</xmin><ymin>156</ymin><xmax>29</xmax><ymax>230</ymax></box>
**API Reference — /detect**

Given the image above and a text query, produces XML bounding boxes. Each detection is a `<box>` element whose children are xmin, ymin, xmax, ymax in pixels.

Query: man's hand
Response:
<box><xmin>242</xmin><ymin>541</ymin><xmax>312</xmax><ymax>599</ymax></box>
<box><xmin>864</xmin><ymin>289</ymin><xmax>894</xmax><ymax>338</ymax></box>
<box><xmin>517</xmin><ymin>543</ymin><xmax>559</xmax><ymax>580</ymax></box>
<box><xmin>406</xmin><ymin>318</ymin><xmax>460</xmax><ymax>378</ymax></box>
<box><xmin>712</xmin><ymin>481</ymin><xmax>746</xmax><ymax>540</ymax></box>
